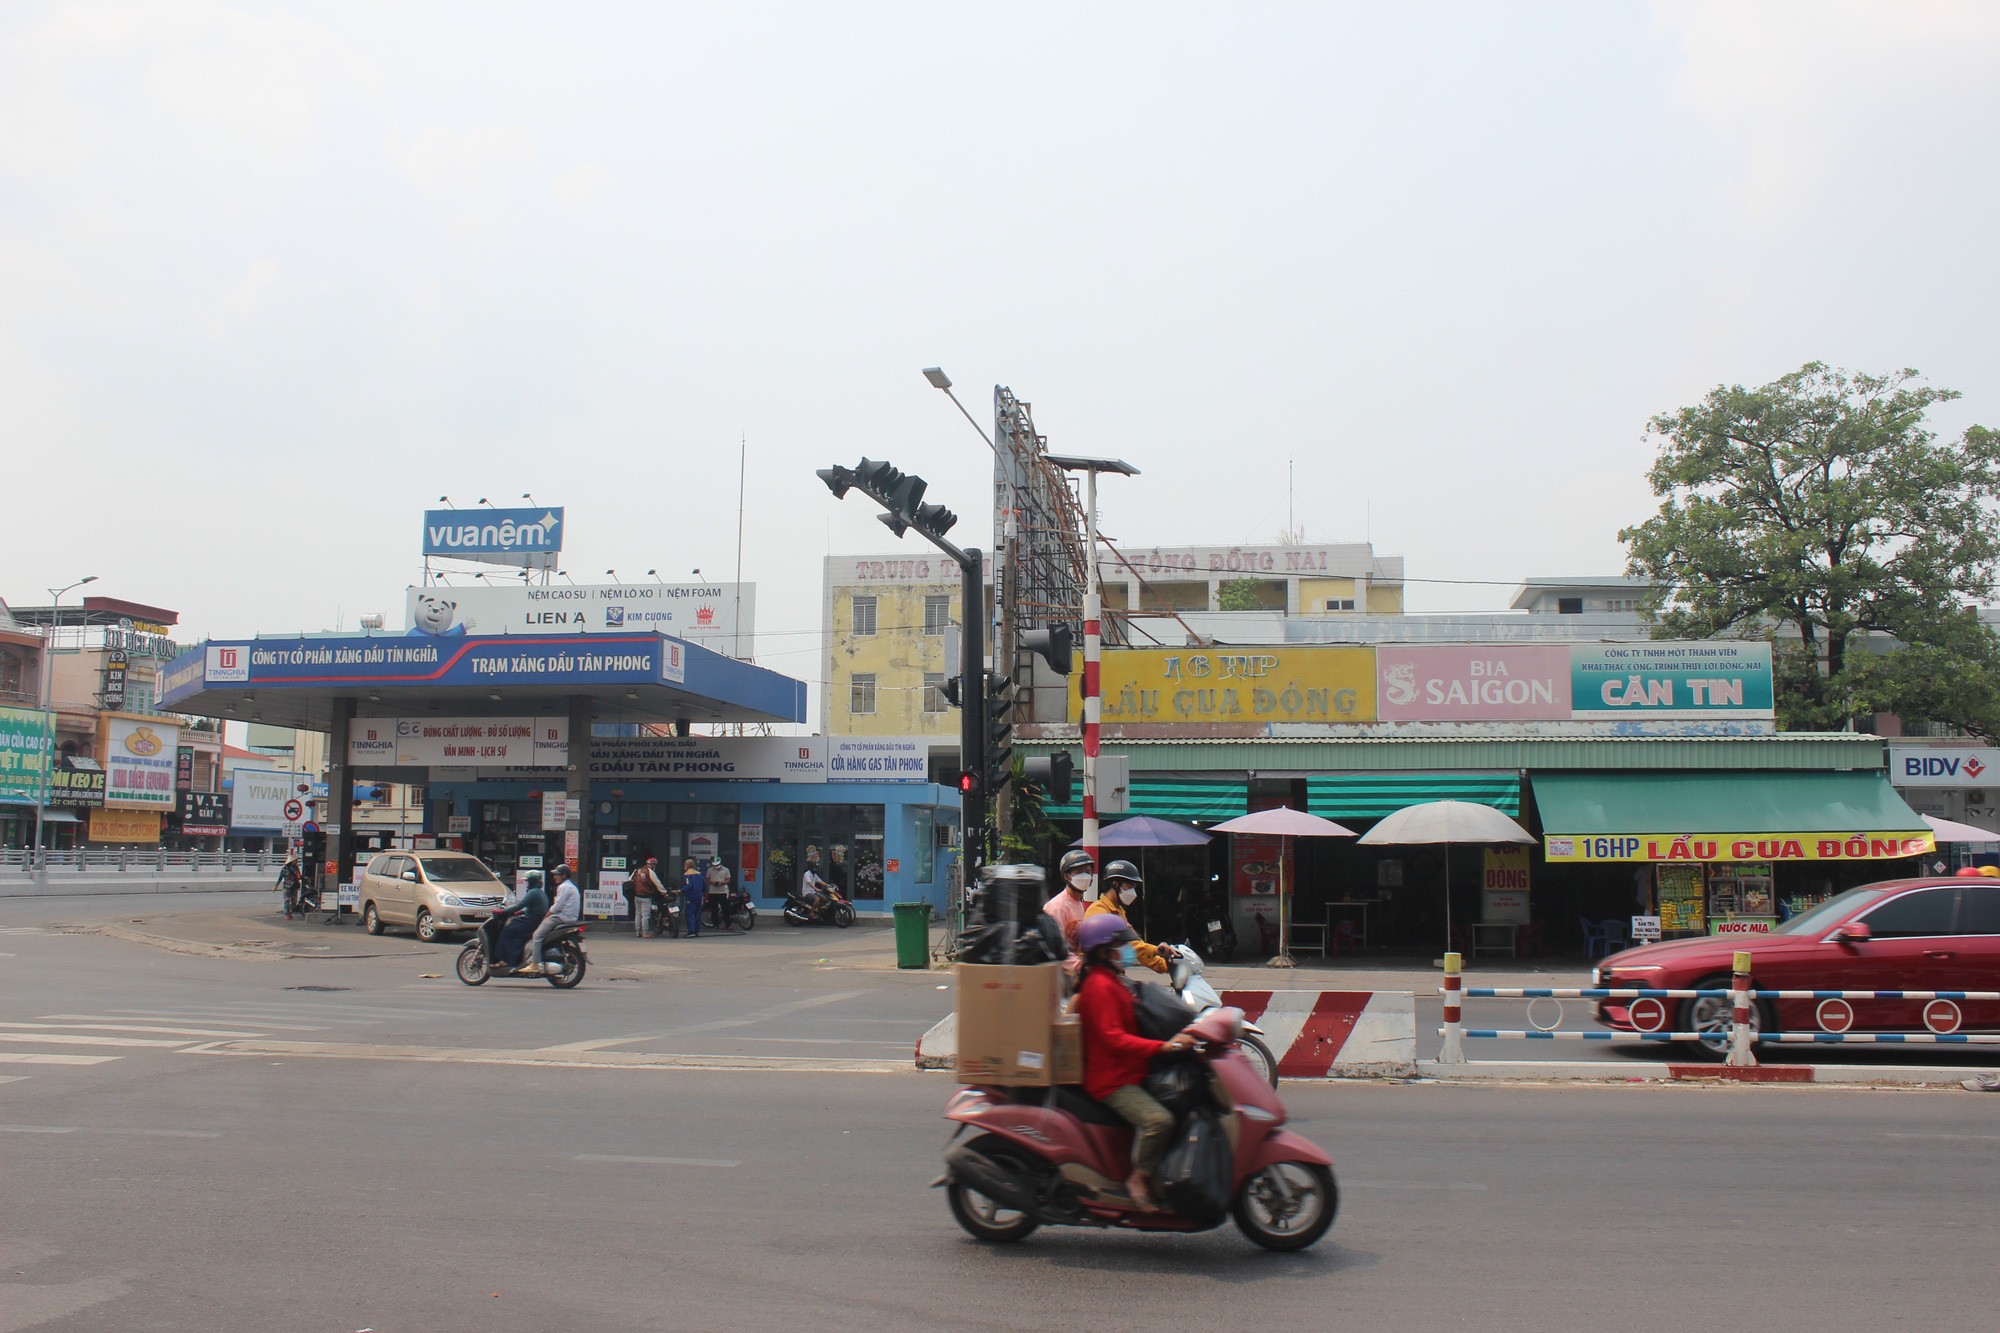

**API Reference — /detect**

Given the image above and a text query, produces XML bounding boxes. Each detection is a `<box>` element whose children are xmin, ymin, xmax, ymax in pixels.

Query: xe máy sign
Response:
<box><xmin>1544</xmin><ymin>831</ymin><xmax>1935</xmax><ymax>863</ymax></box>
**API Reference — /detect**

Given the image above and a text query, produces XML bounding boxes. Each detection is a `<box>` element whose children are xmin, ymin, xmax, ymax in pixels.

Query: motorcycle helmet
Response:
<box><xmin>1102</xmin><ymin>859</ymin><xmax>1143</xmax><ymax>887</ymax></box>
<box><xmin>1078</xmin><ymin>913</ymin><xmax>1137</xmax><ymax>955</ymax></box>
<box><xmin>1058</xmin><ymin>849</ymin><xmax>1095</xmax><ymax>878</ymax></box>
<box><xmin>523</xmin><ymin>870</ymin><xmax>544</xmax><ymax>890</ymax></box>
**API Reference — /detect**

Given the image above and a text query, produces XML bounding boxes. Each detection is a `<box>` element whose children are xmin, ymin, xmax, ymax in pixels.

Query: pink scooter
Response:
<box><xmin>936</xmin><ymin>1006</ymin><xmax>1337</xmax><ymax>1250</ymax></box>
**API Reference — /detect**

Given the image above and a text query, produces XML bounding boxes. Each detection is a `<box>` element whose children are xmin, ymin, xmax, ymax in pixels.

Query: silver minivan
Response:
<box><xmin>357</xmin><ymin>850</ymin><xmax>510</xmax><ymax>943</ymax></box>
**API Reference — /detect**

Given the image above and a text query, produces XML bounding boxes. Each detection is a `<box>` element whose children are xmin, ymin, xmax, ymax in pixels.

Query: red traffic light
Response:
<box><xmin>958</xmin><ymin>772</ymin><xmax>978</xmax><ymax>795</ymax></box>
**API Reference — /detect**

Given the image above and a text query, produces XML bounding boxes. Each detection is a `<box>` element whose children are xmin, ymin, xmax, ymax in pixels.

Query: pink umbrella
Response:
<box><xmin>1208</xmin><ymin>809</ymin><xmax>1357</xmax><ymax>967</ymax></box>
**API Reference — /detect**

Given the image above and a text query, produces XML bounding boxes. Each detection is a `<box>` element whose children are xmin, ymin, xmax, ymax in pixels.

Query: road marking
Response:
<box><xmin>735</xmin><ymin>1037</ymin><xmax>917</xmax><ymax>1047</ymax></box>
<box><xmin>0</xmin><ymin>1052</ymin><xmax>122</xmax><ymax>1065</ymax></box>
<box><xmin>0</xmin><ymin>1075</ymin><xmax>25</xmax><ymax>1085</ymax></box>
<box><xmin>573</xmin><ymin>1154</ymin><xmax>741</xmax><ymax>1168</ymax></box>
<box><xmin>545</xmin><ymin>988</ymin><xmax>874</xmax><ymax>1053</ymax></box>
<box><xmin>13</xmin><ymin>1021</ymin><xmax>267</xmax><ymax>1038</ymax></box>
<box><xmin>0</xmin><ymin>1032</ymin><xmax>190</xmax><ymax>1048</ymax></box>
<box><xmin>0</xmin><ymin>1124</ymin><xmax>222</xmax><ymax>1138</ymax></box>
<box><xmin>1884</xmin><ymin>1132</ymin><xmax>2000</xmax><ymax>1142</ymax></box>
<box><xmin>1345</xmin><ymin>1180</ymin><xmax>1490</xmax><ymax>1191</ymax></box>
<box><xmin>98</xmin><ymin>1010</ymin><xmax>330</xmax><ymax>1031</ymax></box>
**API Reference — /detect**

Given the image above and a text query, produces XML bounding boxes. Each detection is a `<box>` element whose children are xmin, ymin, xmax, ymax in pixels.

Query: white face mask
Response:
<box><xmin>1118</xmin><ymin>885</ymin><xmax>1138</xmax><ymax>906</ymax></box>
<box><xmin>1068</xmin><ymin>873</ymin><xmax>1093</xmax><ymax>893</ymax></box>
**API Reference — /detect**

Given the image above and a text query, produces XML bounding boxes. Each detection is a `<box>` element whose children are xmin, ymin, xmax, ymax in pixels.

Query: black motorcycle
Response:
<box><xmin>278</xmin><ymin>864</ymin><xmax>322</xmax><ymax>920</ymax></box>
<box><xmin>457</xmin><ymin>913</ymin><xmax>587</xmax><ymax>988</ymax></box>
<box><xmin>783</xmin><ymin>880</ymin><xmax>854</xmax><ymax>928</ymax></box>
<box><xmin>704</xmin><ymin>885</ymin><xmax>758</xmax><ymax>933</ymax></box>
<box><xmin>1180</xmin><ymin>877</ymin><xmax>1237</xmax><ymax>964</ymax></box>
<box><xmin>638</xmin><ymin>892</ymin><xmax>683</xmax><ymax>938</ymax></box>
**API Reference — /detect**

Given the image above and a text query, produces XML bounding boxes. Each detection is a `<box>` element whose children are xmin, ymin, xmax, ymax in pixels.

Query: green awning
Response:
<box><xmin>1307</xmin><ymin>772</ymin><xmax>1520</xmax><ymax>818</ymax></box>
<box><xmin>1044</xmin><ymin>777</ymin><xmax>1245</xmax><ymax>823</ymax></box>
<box><xmin>1533</xmin><ymin>771</ymin><xmax>1933</xmax><ymax>864</ymax></box>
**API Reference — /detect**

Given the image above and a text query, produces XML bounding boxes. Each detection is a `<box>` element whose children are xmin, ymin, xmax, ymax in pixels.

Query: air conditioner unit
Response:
<box><xmin>1968</xmin><ymin>790</ymin><xmax>1987</xmax><ymax>805</ymax></box>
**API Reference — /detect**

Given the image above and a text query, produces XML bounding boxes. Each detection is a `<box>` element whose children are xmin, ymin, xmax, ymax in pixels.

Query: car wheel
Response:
<box><xmin>362</xmin><ymin>902</ymin><xmax>383</xmax><ymax>936</ymax></box>
<box><xmin>1679</xmin><ymin>973</ymin><xmax>1772</xmax><ymax>1061</ymax></box>
<box><xmin>415</xmin><ymin>908</ymin><xmax>438</xmax><ymax>943</ymax></box>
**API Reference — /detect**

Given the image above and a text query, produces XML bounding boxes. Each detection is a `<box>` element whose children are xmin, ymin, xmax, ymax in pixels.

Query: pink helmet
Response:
<box><xmin>1078</xmin><ymin>914</ymin><xmax>1136</xmax><ymax>955</ymax></box>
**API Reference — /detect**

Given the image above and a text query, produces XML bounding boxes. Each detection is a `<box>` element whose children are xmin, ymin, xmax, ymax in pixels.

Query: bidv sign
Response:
<box><xmin>1890</xmin><ymin>746</ymin><xmax>1999</xmax><ymax>787</ymax></box>
<box><xmin>422</xmin><ymin>508</ymin><xmax>565</xmax><ymax>562</ymax></box>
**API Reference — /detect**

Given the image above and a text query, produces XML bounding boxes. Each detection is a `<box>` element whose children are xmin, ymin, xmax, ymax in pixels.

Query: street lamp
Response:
<box><xmin>1047</xmin><ymin>455</ymin><xmax>1139</xmax><ymax>876</ymax></box>
<box><xmin>34</xmin><ymin>575</ymin><xmax>98</xmax><ymax>884</ymax></box>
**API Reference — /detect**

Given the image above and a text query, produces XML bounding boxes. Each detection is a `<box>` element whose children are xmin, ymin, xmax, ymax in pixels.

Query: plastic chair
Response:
<box><xmin>1579</xmin><ymin>915</ymin><xmax>1614</xmax><ymax>960</ymax></box>
<box><xmin>1332</xmin><ymin>918</ymin><xmax>1359</xmax><ymax>957</ymax></box>
<box><xmin>1597</xmin><ymin>918</ymin><xmax>1630</xmax><ymax>954</ymax></box>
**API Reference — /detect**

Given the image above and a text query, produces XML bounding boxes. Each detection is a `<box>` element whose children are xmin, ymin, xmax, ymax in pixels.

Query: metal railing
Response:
<box><xmin>0</xmin><ymin>848</ymin><xmax>275</xmax><ymax>873</ymax></box>
<box><xmin>1436</xmin><ymin>950</ymin><xmax>2000</xmax><ymax>1068</ymax></box>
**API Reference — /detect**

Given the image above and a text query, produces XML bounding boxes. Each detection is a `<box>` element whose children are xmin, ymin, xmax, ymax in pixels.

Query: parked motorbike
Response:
<box><xmin>704</xmin><ymin>885</ymin><xmax>758</xmax><ymax>932</ymax></box>
<box><xmin>783</xmin><ymin>880</ymin><xmax>854</xmax><ymax>928</ymax></box>
<box><xmin>936</xmin><ymin>1005</ymin><xmax>1336</xmax><ymax>1250</ymax></box>
<box><xmin>278</xmin><ymin>865</ymin><xmax>323</xmax><ymax>920</ymax></box>
<box><xmin>637</xmin><ymin>893</ymin><xmax>683</xmax><ymax>939</ymax></box>
<box><xmin>1168</xmin><ymin>946</ymin><xmax>1278</xmax><ymax>1087</ymax></box>
<box><xmin>1178</xmin><ymin>876</ymin><xmax>1236</xmax><ymax>963</ymax></box>
<box><xmin>456</xmin><ymin>915</ymin><xmax>588</xmax><ymax>988</ymax></box>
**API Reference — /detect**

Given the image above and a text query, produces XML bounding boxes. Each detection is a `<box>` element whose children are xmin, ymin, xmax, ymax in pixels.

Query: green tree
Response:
<box><xmin>1620</xmin><ymin>363</ymin><xmax>2000</xmax><ymax>737</ymax></box>
<box><xmin>1217</xmin><ymin>578</ymin><xmax>1262</xmax><ymax>611</ymax></box>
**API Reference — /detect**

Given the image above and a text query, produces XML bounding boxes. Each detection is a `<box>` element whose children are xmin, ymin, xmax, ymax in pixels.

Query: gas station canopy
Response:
<box><xmin>159</xmin><ymin>632</ymin><xmax>806</xmax><ymax>732</ymax></box>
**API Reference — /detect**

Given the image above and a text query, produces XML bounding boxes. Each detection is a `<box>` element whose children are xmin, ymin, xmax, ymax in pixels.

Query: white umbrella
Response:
<box><xmin>1923</xmin><ymin>813</ymin><xmax>2000</xmax><ymax>845</ymax></box>
<box><xmin>1359</xmin><ymin>800</ymin><xmax>1534</xmax><ymax>955</ymax></box>
<box><xmin>1208</xmin><ymin>808</ymin><xmax>1357</xmax><ymax>968</ymax></box>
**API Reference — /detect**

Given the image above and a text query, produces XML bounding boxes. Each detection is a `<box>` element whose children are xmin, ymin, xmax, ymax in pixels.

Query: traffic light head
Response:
<box><xmin>1020</xmin><ymin>752</ymin><xmax>1074</xmax><ymax>805</ymax></box>
<box><xmin>941</xmin><ymin>674</ymin><xmax>964</xmax><ymax>709</ymax></box>
<box><xmin>815</xmin><ymin>464</ymin><xmax>854</xmax><ymax>499</ymax></box>
<box><xmin>984</xmin><ymin>673</ymin><xmax>1016</xmax><ymax>795</ymax></box>
<box><xmin>958</xmin><ymin>771</ymin><xmax>978</xmax><ymax>796</ymax></box>
<box><xmin>1020</xmin><ymin>623</ymin><xmax>1074</xmax><ymax>676</ymax></box>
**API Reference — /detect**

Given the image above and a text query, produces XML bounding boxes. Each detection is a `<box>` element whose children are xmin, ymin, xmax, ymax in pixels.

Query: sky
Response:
<box><xmin>6</xmin><ymin>0</ymin><xmax>1999</xmax><ymax>709</ymax></box>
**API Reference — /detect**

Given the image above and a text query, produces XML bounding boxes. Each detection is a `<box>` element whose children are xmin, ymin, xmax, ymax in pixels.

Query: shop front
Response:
<box><xmin>1532</xmin><ymin>771</ymin><xmax>1934</xmax><ymax>939</ymax></box>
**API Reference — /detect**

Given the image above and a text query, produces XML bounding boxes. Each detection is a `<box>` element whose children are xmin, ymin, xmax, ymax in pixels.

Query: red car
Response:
<box><xmin>1594</xmin><ymin>876</ymin><xmax>2000</xmax><ymax>1057</ymax></box>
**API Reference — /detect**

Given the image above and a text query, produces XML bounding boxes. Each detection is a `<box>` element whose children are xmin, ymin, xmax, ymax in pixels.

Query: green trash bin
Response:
<box><xmin>893</xmin><ymin>901</ymin><xmax>934</xmax><ymax>969</ymax></box>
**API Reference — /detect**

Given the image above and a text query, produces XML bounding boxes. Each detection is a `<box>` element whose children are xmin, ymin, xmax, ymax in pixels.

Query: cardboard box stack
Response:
<box><xmin>953</xmin><ymin>963</ymin><xmax>1080</xmax><ymax>1087</ymax></box>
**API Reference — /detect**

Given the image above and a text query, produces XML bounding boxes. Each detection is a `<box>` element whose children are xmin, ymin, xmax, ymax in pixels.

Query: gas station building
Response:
<box><xmin>160</xmin><ymin>632</ymin><xmax>962</xmax><ymax>916</ymax></box>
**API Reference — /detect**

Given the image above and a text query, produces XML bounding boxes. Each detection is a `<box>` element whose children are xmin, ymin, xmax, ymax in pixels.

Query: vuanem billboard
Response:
<box><xmin>422</xmin><ymin>507</ymin><xmax>564</xmax><ymax>569</ymax></box>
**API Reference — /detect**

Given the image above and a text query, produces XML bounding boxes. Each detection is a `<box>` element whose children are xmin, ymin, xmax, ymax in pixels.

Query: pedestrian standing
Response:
<box><xmin>632</xmin><ymin>857</ymin><xmax>669</xmax><ymax>937</ymax></box>
<box><xmin>706</xmin><ymin>858</ymin><xmax>733</xmax><ymax>929</ymax></box>
<box><xmin>681</xmin><ymin>858</ymin><xmax>706</xmax><ymax>937</ymax></box>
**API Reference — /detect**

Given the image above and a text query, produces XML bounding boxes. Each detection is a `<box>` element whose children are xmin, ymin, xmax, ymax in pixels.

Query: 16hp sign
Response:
<box><xmin>1890</xmin><ymin>747</ymin><xmax>2000</xmax><ymax>787</ymax></box>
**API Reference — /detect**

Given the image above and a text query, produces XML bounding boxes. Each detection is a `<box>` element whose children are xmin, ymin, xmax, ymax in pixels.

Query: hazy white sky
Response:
<box><xmin>6</xmin><ymin>1</ymin><xmax>1998</xmax><ymax>698</ymax></box>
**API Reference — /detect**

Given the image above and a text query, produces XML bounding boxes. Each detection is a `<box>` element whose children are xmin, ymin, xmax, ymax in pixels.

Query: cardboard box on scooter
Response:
<box><xmin>954</xmin><ymin>963</ymin><xmax>1067</xmax><ymax>1086</ymax></box>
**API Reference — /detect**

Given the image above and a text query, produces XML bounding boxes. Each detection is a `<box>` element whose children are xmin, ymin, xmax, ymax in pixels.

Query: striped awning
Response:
<box><xmin>1045</xmin><ymin>777</ymin><xmax>1246</xmax><ymax>823</ymax></box>
<box><xmin>1306</xmin><ymin>772</ymin><xmax>1521</xmax><ymax>818</ymax></box>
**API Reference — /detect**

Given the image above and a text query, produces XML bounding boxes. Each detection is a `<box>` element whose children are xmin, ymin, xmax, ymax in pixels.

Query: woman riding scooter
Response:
<box><xmin>487</xmin><ymin>871</ymin><xmax>549</xmax><ymax>973</ymax></box>
<box><xmin>1073</xmin><ymin>913</ymin><xmax>1197</xmax><ymax>1212</ymax></box>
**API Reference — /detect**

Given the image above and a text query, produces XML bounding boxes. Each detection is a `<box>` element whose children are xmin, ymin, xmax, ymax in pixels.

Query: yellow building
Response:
<box><xmin>1099</xmin><ymin>542</ymin><xmax>1404</xmax><ymax>616</ymax></box>
<box><xmin>821</xmin><ymin>554</ymin><xmax>987</xmax><ymax>739</ymax></box>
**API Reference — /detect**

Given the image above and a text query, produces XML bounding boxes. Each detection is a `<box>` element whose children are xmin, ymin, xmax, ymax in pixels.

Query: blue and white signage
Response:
<box><xmin>1889</xmin><ymin>746</ymin><xmax>2000</xmax><ymax>787</ymax></box>
<box><xmin>163</xmin><ymin>634</ymin><xmax>685</xmax><ymax>706</ymax></box>
<box><xmin>829</xmin><ymin>736</ymin><xmax>930</xmax><ymax>782</ymax></box>
<box><xmin>422</xmin><ymin>507</ymin><xmax>564</xmax><ymax>562</ymax></box>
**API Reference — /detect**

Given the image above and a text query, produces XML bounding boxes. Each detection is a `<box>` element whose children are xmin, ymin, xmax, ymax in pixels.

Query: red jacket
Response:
<box><xmin>1074</xmin><ymin>965</ymin><xmax>1164</xmax><ymax>1101</ymax></box>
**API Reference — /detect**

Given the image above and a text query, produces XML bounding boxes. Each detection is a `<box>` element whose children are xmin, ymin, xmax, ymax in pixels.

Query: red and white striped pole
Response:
<box><xmin>1441</xmin><ymin>950</ymin><xmax>1466</xmax><ymax>1064</ymax></box>
<box><xmin>1081</xmin><ymin>468</ymin><xmax>1101</xmax><ymax>883</ymax></box>
<box><xmin>1726</xmin><ymin>948</ymin><xmax>1757</xmax><ymax>1068</ymax></box>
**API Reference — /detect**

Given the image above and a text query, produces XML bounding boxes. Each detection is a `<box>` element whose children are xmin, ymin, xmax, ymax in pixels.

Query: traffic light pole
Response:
<box><xmin>959</xmin><ymin>548</ymin><xmax>989</xmax><ymax>876</ymax></box>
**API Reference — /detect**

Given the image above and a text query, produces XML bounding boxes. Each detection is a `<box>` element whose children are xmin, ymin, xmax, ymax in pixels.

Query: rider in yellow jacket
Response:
<box><xmin>1082</xmin><ymin>859</ymin><xmax>1171</xmax><ymax>975</ymax></box>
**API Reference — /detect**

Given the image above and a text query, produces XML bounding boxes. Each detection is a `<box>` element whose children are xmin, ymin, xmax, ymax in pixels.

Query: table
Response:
<box><xmin>1325</xmin><ymin>900</ymin><xmax>1373</xmax><ymax>951</ymax></box>
<box><xmin>1471</xmin><ymin>922</ymin><xmax>1518</xmax><ymax>959</ymax></box>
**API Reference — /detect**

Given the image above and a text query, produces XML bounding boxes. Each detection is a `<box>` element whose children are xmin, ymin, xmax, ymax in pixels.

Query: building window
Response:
<box><xmin>1557</xmin><ymin>597</ymin><xmax>1583</xmax><ymax>615</ymax></box>
<box><xmin>125</xmin><ymin>682</ymin><xmax>155</xmax><ymax>715</ymax></box>
<box><xmin>850</xmin><ymin>673</ymin><xmax>877</xmax><ymax>715</ymax></box>
<box><xmin>923</xmin><ymin>673</ymin><xmax>946</xmax><ymax>713</ymax></box>
<box><xmin>923</xmin><ymin>594</ymin><xmax>950</xmax><ymax>635</ymax></box>
<box><xmin>1324</xmin><ymin>598</ymin><xmax>1355</xmax><ymax>612</ymax></box>
<box><xmin>851</xmin><ymin>595</ymin><xmax>877</xmax><ymax>637</ymax></box>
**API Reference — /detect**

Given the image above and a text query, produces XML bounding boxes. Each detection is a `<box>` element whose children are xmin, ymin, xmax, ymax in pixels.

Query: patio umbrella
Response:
<box><xmin>1358</xmin><ymin>800</ymin><xmax>1534</xmax><ymax>955</ymax></box>
<box><xmin>1069</xmin><ymin>816</ymin><xmax>1212</xmax><ymax>934</ymax></box>
<box><xmin>1208</xmin><ymin>808</ymin><xmax>1357</xmax><ymax>968</ymax></box>
<box><xmin>1923</xmin><ymin>813</ymin><xmax>2000</xmax><ymax>845</ymax></box>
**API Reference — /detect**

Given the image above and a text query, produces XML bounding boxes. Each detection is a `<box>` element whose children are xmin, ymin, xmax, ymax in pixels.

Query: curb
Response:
<box><xmin>1414</xmin><ymin>1059</ymin><xmax>1986</xmax><ymax>1088</ymax></box>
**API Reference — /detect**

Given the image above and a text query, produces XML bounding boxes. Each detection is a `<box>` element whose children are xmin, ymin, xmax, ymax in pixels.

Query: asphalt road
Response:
<box><xmin>3</xmin><ymin>900</ymin><xmax>1998</xmax><ymax>1330</ymax></box>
